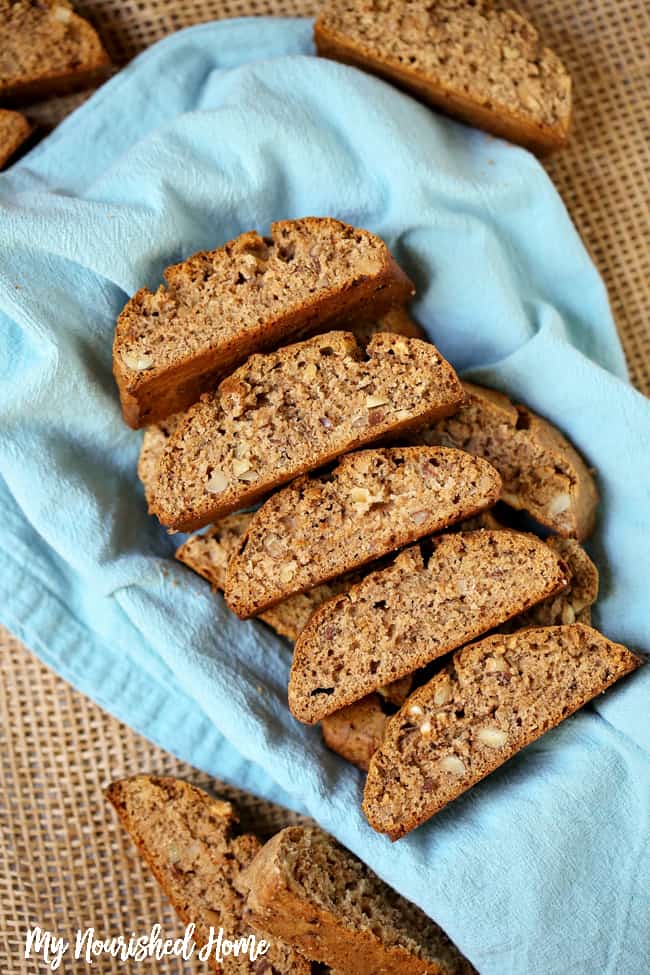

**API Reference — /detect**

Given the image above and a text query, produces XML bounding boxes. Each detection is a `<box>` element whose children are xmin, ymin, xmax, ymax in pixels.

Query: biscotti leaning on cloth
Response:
<box><xmin>0</xmin><ymin>0</ymin><xmax>110</xmax><ymax>102</ymax></box>
<box><xmin>412</xmin><ymin>381</ymin><xmax>599</xmax><ymax>539</ymax></box>
<box><xmin>0</xmin><ymin>109</ymin><xmax>31</xmax><ymax>168</ymax></box>
<box><xmin>105</xmin><ymin>775</ymin><xmax>314</xmax><ymax>974</ymax></box>
<box><xmin>363</xmin><ymin>625</ymin><xmax>643</xmax><ymax>839</ymax></box>
<box><xmin>151</xmin><ymin>331</ymin><xmax>463</xmax><ymax>531</ymax></box>
<box><xmin>289</xmin><ymin>529</ymin><xmax>570</xmax><ymax>723</ymax></box>
<box><xmin>238</xmin><ymin>825</ymin><xmax>476</xmax><ymax>974</ymax></box>
<box><xmin>224</xmin><ymin>446</ymin><xmax>502</xmax><ymax>618</ymax></box>
<box><xmin>320</xmin><ymin>529</ymin><xmax>599</xmax><ymax>769</ymax></box>
<box><xmin>314</xmin><ymin>0</ymin><xmax>572</xmax><ymax>154</ymax></box>
<box><xmin>113</xmin><ymin>217</ymin><xmax>415</xmax><ymax>428</ymax></box>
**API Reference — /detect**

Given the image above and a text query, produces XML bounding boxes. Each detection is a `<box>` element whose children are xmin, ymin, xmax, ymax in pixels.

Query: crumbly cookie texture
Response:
<box><xmin>225</xmin><ymin>446</ymin><xmax>501</xmax><ymax>618</ymax></box>
<box><xmin>315</xmin><ymin>0</ymin><xmax>571</xmax><ymax>153</ymax></box>
<box><xmin>289</xmin><ymin>529</ymin><xmax>569</xmax><ymax>724</ymax></box>
<box><xmin>152</xmin><ymin>331</ymin><xmax>464</xmax><ymax>532</ymax></box>
<box><xmin>364</xmin><ymin>625</ymin><xmax>642</xmax><ymax>839</ymax></box>
<box><xmin>114</xmin><ymin>217</ymin><xmax>415</xmax><ymax>428</ymax></box>
<box><xmin>0</xmin><ymin>0</ymin><xmax>109</xmax><ymax>100</ymax></box>
<box><xmin>238</xmin><ymin>825</ymin><xmax>477</xmax><ymax>975</ymax></box>
<box><xmin>136</xmin><ymin>307</ymin><xmax>425</xmax><ymax>508</ymax></box>
<box><xmin>413</xmin><ymin>381</ymin><xmax>598</xmax><ymax>539</ymax></box>
<box><xmin>0</xmin><ymin>109</ymin><xmax>31</xmax><ymax>167</ymax></box>
<box><xmin>321</xmin><ymin>529</ymin><xmax>597</xmax><ymax>768</ymax></box>
<box><xmin>105</xmin><ymin>776</ymin><xmax>312</xmax><ymax>974</ymax></box>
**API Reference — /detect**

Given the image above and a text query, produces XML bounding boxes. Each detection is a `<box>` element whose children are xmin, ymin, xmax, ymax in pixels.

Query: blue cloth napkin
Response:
<box><xmin>1</xmin><ymin>18</ymin><xmax>648</xmax><ymax>974</ymax></box>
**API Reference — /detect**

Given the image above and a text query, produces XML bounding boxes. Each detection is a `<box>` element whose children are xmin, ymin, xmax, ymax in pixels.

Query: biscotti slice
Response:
<box><xmin>105</xmin><ymin>776</ymin><xmax>312</xmax><ymax>974</ymax></box>
<box><xmin>114</xmin><ymin>218</ymin><xmax>415</xmax><ymax>428</ymax></box>
<box><xmin>153</xmin><ymin>331</ymin><xmax>464</xmax><ymax>531</ymax></box>
<box><xmin>289</xmin><ymin>530</ymin><xmax>569</xmax><ymax>723</ymax></box>
<box><xmin>322</xmin><ymin>693</ymin><xmax>396</xmax><ymax>770</ymax></box>
<box><xmin>226</xmin><ymin>446</ymin><xmax>501</xmax><ymax>618</ymax></box>
<box><xmin>0</xmin><ymin>0</ymin><xmax>110</xmax><ymax>101</ymax></box>
<box><xmin>315</xmin><ymin>0</ymin><xmax>571</xmax><ymax>154</ymax></box>
<box><xmin>176</xmin><ymin>513</ymin><xmax>362</xmax><ymax>640</ymax></box>
<box><xmin>238</xmin><ymin>825</ymin><xmax>476</xmax><ymax>975</ymax></box>
<box><xmin>136</xmin><ymin>308</ymin><xmax>424</xmax><ymax>505</ymax></box>
<box><xmin>0</xmin><ymin>109</ymin><xmax>31</xmax><ymax>167</ymax></box>
<box><xmin>364</xmin><ymin>625</ymin><xmax>642</xmax><ymax>839</ymax></box>
<box><xmin>414</xmin><ymin>382</ymin><xmax>598</xmax><ymax>539</ymax></box>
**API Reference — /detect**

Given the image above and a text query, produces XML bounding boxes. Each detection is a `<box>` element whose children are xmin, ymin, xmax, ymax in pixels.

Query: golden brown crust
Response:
<box><xmin>415</xmin><ymin>381</ymin><xmax>599</xmax><ymax>540</ymax></box>
<box><xmin>363</xmin><ymin>625</ymin><xmax>643</xmax><ymax>839</ymax></box>
<box><xmin>151</xmin><ymin>332</ymin><xmax>464</xmax><ymax>532</ymax></box>
<box><xmin>0</xmin><ymin>109</ymin><xmax>31</xmax><ymax>167</ymax></box>
<box><xmin>0</xmin><ymin>0</ymin><xmax>110</xmax><ymax>102</ymax></box>
<box><xmin>113</xmin><ymin>218</ymin><xmax>415</xmax><ymax>428</ymax></box>
<box><xmin>239</xmin><ymin>826</ymin><xmax>476</xmax><ymax>974</ymax></box>
<box><xmin>321</xmin><ymin>693</ymin><xmax>392</xmax><ymax>770</ymax></box>
<box><xmin>224</xmin><ymin>446</ymin><xmax>501</xmax><ymax>619</ymax></box>
<box><xmin>314</xmin><ymin>2</ymin><xmax>571</xmax><ymax>154</ymax></box>
<box><xmin>105</xmin><ymin>775</ymin><xmax>311</xmax><ymax>974</ymax></box>
<box><xmin>289</xmin><ymin>530</ymin><xmax>570</xmax><ymax>724</ymax></box>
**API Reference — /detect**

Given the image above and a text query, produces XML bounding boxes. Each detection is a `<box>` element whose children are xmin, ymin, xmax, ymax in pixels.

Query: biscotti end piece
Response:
<box><xmin>105</xmin><ymin>775</ymin><xmax>312</xmax><ymax>974</ymax></box>
<box><xmin>0</xmin><ymin>0</ymin><xmax>110</xmax><ymax>102</ymax></box>
<box><xmin>364</xmin><ymin>625</ymin><xmax>643</xmax><ymax>839</ymax></box>
<box><xmin>415</xmin><ymin>381</ymin><xmax>598</xmax><ymax>539</ymax></box>
<box><xmin>152</xmin><ymin>332</ymin><xmax>464</xmax><ymax>532</ymax></box>
<box><xmin>322</xmin><ymin>693</ymin><xmax>392</xmax><ymax>770</ymax></box>
<box><xmin>290</xmin><ymin>529</ymin><xmax>569</xmax><ymax>723</ymax></box>
<box><xmin>239</xmin><ymin>825</ymin><xmax>476</xmax><ymax>975</ymax></box>
<box><xmin>315</xmin><ymin>0</ymin><xmax>571</xmax><ymax>154</ymax></box>
<box><xmin>113</xmin><ymin>218</ymin><xmax>415</xmax><ymax>428</ymax></box>
<box><xmin>0</xmin><ymin>109</ymin><xmax>31</xmax><ymax>167</ymax></box>
<box><xmin>226</xmin><ymin>446</ymin><xmax>501</xmax><ymax>618</ymax></box>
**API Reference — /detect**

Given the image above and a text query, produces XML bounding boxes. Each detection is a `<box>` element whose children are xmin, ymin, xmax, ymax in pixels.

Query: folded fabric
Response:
<box><xmin>0</xmin><ymin>17</ymin><xmax>648</xmax><ymax>975</ymax></box>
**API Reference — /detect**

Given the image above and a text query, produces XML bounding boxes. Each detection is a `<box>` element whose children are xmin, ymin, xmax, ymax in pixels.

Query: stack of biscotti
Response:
<box><xmin>314</xmin><ymin>0</ymin><xmax>572</xmax><ymax>154</ymax></box>
<box><xmin>119</xmin><ymin>216</ymin><xmax>641</xmax><ymax>842</ymax></box>
<box><xmin>107</xmin><ymin>777</ymin><xmax>475</xmax><ymax>974</ymax></box>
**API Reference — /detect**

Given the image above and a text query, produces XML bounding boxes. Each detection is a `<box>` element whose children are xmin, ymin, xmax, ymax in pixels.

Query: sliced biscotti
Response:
<box><xmin>238</xmin><ymin>825</ymin><xmax>476</xmax><ymax>975</ymax></box>
<box><xmin>320</xmin><ymin>537</ymin><xmax>597</xmax><ymax>769</ymax></box>
<box><xmin>0</xmin><ymin>109</ymin><xmax>31</xmax><ymax>167</ymax></box>
<box><xmin>0</xmin><ymin>0</ymin><xmax>110</xmax><ymax>102</ymax></box>
<box><xmin>114</xmin><ymin>218</ymin><xmax>415</xmax><ymax>428</ymax></box>
<box><xmin>136</xmin><ymin>308</ymin><xmax>424</xmax><ymax>505</ymax></box>
<box><xmin>414</xmin><ymin>382</ymin><xmax>598</xmax><ymax>539</ymax></box>
<box><xmin>364</xmin><ymin>625</ymin><xmax>642</xmax><ymax>839</ymax></box>
<box><xmin>315</xmin><ymin>0</ymin><xmax>571</xmax><ymax>153</ymax></box>
<box><xmin>153</xmin><ymin>331</ymin><xmax>464</xmax><ymax>531</ymax></box>
<box><xmin>175</xmin><ymin>512</ymin><xmax>362</xmax><ymax>641</ymax></box>
<box><xmin>225</xmin><ymin>446</ymin><xmax>501</xmax><ymax>618</ymax></box>
<box><xmin>105</xmin><ymin>776</ymin><xmax>312</xmax><ymax>974</ymax></box>
<box><xmin>289</xmin><ymin>530</ymin><xmax>569</xmax><ymax>723</ymax></box>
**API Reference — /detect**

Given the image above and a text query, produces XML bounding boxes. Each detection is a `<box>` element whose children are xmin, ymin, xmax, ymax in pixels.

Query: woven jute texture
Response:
<box><xmin>2</xmin><ymin>1</ymin><xmax>648</xmax><ymax>972</ymax></box>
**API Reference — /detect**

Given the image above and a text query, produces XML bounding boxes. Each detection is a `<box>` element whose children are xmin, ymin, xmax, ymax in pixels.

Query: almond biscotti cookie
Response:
<box><xmin>0</xmin><ymin>109</ymin><xmax>31</xmax><ymax>167</ymax></box>
<box><xmin>152</xmin><ymin>332</ymin><xmax>464</xmax><ymax>531</ymax></box>
<box><xmin>363</xmin><ymin>625</ymin><xmax>642</xmax><ymax>839</ymax></box>
<box><xmin>225</xmin><ymin>446</ymin><xmax>501</xmax><ymax>618</ymax></box>
<box><xmin>315</xmin><ymin>0</ymin><xmax>571</xmax><ymax>153</ymax></box>
<box><xmin>414</xmin><ymin>382</ymin><xmax>598</xmax><ymax>539</ymax></box>
<box><xmin>105</xmin><ymin>776</ymin><xmax>312</xmax><ymax>974</ymax></box>
<box><xmin>238</xmin><ymin>825</ymin><xmax>476</xmax><ymax>975</ymax></box>
<box><xmin>0</xmin><ymin>0</ymin><xmax>110</xmax><ymax>101</ymax></box>
<box><xmin>289</xmin><ymin>529</ymin><xmax>569</xmax><ymax>723</ymax></box>
<box><xmin>114</xmin><ymin>218</ymin><xmax>414</xmax><ymax>428</ymax></box>
<box><xmin>136</xmin><ymin>308</ymin><xmax>424</xmax><ymax>507</ymax></box>
<box><xmin>321</xmin><ymin>693</ymin><xmax>395</xmax><ymax>770</ymax></box>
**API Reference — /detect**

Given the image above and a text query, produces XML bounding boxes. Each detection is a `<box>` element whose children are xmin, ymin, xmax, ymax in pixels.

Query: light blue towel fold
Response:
<box><xmin>1</xmin><ymin>18</ymin><xmax>648</xmax><ymax>974</ymax></box>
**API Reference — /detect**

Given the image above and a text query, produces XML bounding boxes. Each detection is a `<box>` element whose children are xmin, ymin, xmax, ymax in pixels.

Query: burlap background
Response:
<box><xmin>1</xmin><ymin>1</ymin><xmax>648</xmax><ymax>971</ymax></box>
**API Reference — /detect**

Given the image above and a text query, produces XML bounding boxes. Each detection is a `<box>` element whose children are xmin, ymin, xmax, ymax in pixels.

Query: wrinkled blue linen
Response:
<box><xmin>1</xmin><ymin>18</ymin><xmax>648</xmax><ymax>975</ymax></box>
